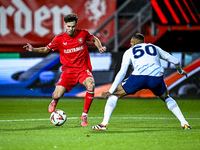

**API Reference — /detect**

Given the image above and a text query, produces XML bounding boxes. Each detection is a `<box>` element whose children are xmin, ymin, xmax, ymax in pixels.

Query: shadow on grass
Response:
<box><xmin>88</xmin><ymin>127</ymin><xmax>178</xmax><ymax>134</ymax></box>
<box><xmin>0</xmin><ymin>126</ymin><xmax>56</xmax><ymax>132</ymax></box>
<box><xmin>89</xmin><ymin>130</ymin><xmax>163</xmax><ymax>134</ymax></box>
<box><xmin>0</xmin><ymin>125</ymin><xmax>83</xmax><ymax>132</ymax></box>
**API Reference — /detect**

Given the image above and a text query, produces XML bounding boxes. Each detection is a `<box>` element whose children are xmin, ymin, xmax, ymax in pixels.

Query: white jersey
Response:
<box><xmin>109</xmin><ymin>43</ymin><xmax>181</xmax><ymax>94</ymax></box>
<box><xmin>124</xmin><ymin>43</ymin><xmax>171</xmax><ymax>77</ymax></box>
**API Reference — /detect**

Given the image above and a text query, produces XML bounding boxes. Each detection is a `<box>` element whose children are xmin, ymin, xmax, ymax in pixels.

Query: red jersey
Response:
<box><xmin>47</xmin><ymin>29</ymin><xmax>94</xmax><ymax>73</ymax></box>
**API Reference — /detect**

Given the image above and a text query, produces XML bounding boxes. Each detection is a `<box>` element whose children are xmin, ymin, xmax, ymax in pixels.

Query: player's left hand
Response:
<box><xmin>99</xmin><ymin>46</ymin><xmax>106</xmax><ymax>53</ymax></box>
<box><xmin>180</xmin><ymin>70</ymin><xmax>188</xmax><ymax>77</ymax></box>
<box><xmin>101</xmin><ymin>91</ymin><xmax>111</xmax><ymax>98</ymax></box>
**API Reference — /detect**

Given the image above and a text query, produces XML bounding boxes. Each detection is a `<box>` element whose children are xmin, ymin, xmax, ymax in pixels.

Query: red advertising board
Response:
<box><xmin>0</xmin><ymin>0</ymin><xmax>116</xmax><ymax>51</ymax></box>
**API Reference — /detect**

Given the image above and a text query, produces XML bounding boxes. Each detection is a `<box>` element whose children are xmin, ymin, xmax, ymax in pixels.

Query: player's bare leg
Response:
<box><xmin>81</xmin><ymin>77</ymin><xmax>95</xmax><ymax>126</ymax></box>
<box><xmin>159</xmin><ymin>90</ymin><xmax>191</xmax><ymax>129</ymax></box>
<box><xmin>48</xmin><ymin>86</ymin><xmax>66</xmax><ymax>113</ymax></box>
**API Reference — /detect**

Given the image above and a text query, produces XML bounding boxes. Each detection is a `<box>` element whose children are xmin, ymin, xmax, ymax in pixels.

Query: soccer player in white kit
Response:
<box><xmin>91</xmin><ymin>33</ymin><xmax>191</xmax><ymax>130</ymax></box>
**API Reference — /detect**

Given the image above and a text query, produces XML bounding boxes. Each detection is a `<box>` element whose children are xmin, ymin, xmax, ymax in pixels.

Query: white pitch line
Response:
<box><xmin>0</xmin><ymin>117</ymin><xmax>79</xmax><ymax>122</ymax></box>
<box><xmin>0</xmin><ymin>117</ymin><xmax>199</xmax><ymax>122</ymax></box>
<box><xmin>0</xmin><ymin>118</ymin><xmax>49</xmax><ymax>122</ymax></box>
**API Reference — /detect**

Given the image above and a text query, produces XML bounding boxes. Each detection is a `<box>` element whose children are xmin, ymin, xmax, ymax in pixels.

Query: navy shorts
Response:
<box><xmin>122</xmin><ymin>75</ymin><xmax>167</xmax><ymax>96</ymax></box>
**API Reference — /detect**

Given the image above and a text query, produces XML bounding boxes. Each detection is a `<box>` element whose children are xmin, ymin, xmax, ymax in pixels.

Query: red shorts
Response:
<box><xmin>56</xmin><ymin>69</ymin><xmax>93</xmax><ymax>92</ymax></box>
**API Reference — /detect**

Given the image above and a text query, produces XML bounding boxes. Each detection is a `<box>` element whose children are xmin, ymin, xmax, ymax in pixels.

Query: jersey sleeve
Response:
<box><xmin>109</xmin><ymin>50</ymin><xmax>132</xmax><ymax>94</ymax></box>
<box><xmin>84</xmin><ymin>29</ymin><xmax>94</xmax><ymax>41</ymax></box>
<box><xmin>46</xmin><ymin>36</ymin><xmax>59</xmax><ymax>51</ymax></box>
<box><xmin>156</xmin><ymin>46</ymin><xmax>182</xmax><ymax>73</ymax></box>
<box><xmin>156</xmin><ymin>46</ymin><xmax>171</xmax><ymax>60</ymax></box>
<box><xmin>156</xmin><ymin>45</ymin><xmax>180</xmax><ymax>64</ymax></box>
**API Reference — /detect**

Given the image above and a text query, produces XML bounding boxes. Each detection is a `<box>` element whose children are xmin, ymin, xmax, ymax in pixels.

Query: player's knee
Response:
<box><xmin>112</xmin><ymin>92</ymin><xmax>126</xmax><ymax>99</ymax></box>
<box><xmin>113</xmin><ymin>85</ymin><xmax>127</xmax><ymax>99</ymax></box>
<box><xmin>87</xmin><ymin>82</ymin><xmax>95</xmax><ymax>91</ymax></box>
<box><xmin>159</xmin><ymin>90</ymin><xmax>170</xmax><ymax>101</ymax></box>
<box><xmin>85</xmin><ymin>78</ymin><xmax>95</xmax><ymax>91</ymax></box>
<box><xmin>160</xmin><ymin>95</ymin><xmax>170</xmax><ymax>101</ymax></box>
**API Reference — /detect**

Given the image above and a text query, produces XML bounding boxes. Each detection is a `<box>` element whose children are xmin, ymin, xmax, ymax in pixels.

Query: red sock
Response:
<box><xmin>83</xmin><ymin>90</ymin><xmax>94</xmax><ymax>114</ymax></box>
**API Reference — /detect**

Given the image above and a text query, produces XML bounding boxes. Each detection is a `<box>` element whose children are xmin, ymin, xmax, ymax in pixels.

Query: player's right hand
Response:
<box><xmin>23</xmin><ymin>43</ymin><xmax>33</xmax><ymax>52</ymax></box>
<box><xmin>101</xmin><ymin>91</ymin><xmax>111</xmax><ymax>99</ymax></box>
<box><xmin>99</xmin><ymin>46</ymin><xmax>106</xmax><ymax>53</ymax></box>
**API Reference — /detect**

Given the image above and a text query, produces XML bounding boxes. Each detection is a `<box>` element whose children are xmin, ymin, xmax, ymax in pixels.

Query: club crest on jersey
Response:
<box><xmin>78</xmin><ymin>38</ymin><xmax>83</xmax><ymax>44</ymax></box>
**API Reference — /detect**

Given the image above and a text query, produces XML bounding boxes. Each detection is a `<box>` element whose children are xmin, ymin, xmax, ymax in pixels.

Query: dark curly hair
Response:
<box><xmin>64</xmin><ymin>13</ymin><xmax>79</xmax><ymax>23</ymax></box>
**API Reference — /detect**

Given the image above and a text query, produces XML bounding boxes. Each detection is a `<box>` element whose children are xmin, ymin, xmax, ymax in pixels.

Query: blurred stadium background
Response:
<box><xmin>0</xmin><ymin>0</ymin><xmax>199</xmax><ymax>98</ymax></box>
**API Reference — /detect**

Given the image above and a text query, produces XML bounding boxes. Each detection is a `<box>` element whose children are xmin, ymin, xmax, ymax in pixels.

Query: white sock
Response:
<box><xmin>101</xmin><ymin>95</ymin><xmax>118</xmax><ymax>125</ymax></box>
<box><xmin>165</xmin><ymin>97</ymin><xmax>188</xmax><ymax>126</ymax></box>
<box><xmin>82</xmin><ymin>112</ymin><xmax>87</xmax><ymax>116</ymax></box>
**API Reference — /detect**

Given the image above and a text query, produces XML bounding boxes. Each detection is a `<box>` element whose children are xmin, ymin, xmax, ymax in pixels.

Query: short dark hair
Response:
<box><xmin>131</xmin><ymin>33</ymin><xmax>144</xmax><ymax>43</ymax></box>
<box><xmin>64</xmin><ymin>13</ymin><xmax>78</xmax><ymax>23</ymax></box>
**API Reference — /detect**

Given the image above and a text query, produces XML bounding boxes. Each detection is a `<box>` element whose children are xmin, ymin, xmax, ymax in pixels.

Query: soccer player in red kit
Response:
<box><xmin>23</xmin><ymin>13</ymin><xmax>106</xmax><ymax>126</ymax></box>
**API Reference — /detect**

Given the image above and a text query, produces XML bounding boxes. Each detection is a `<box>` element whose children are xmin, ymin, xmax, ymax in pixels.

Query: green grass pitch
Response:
<box><xmin>0</xmin><ymin>97</ymin><xmax>199</xmax><ymax>150</ymax></box>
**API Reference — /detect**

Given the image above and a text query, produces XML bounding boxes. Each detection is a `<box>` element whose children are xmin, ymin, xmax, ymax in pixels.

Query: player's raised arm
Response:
<box><xmin>157</xmin><ymin>47</ymin><xmax>188</xmax><ymax>78</ymax></box>
<box><xmin>165</xmin><ymin>54</ymin><xmax>187</xmax><ymax>77</ymax></box>
<box><xmin>92</xmin><ymin>36</ymin><xmax>106</xmax><ymax>53</ymax></box>
<box><xmin>23</xmin><ymin>43</ymin><xmax>50</xmax><ymax>54</ymax></box>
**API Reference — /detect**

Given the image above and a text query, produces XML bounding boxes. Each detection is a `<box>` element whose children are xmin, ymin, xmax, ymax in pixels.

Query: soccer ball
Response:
<box><xmin>50</xmin><ymin>110</ymin><xmax>67</xmax><ymax>126</ymax></box>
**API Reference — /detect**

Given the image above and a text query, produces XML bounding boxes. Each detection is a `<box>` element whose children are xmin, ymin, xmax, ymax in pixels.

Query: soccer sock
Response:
<box><xmin>165</xmin><ymin>97</ymin><xmax>188</xmax><ymax>126</ymax></box>
<box><xmin>101</xmin><ymin>95</ymin><xmax>118</xmax><ymax>125</ymax></box>
<box><xmin>83</xmin><ymin>90</ymin><xmax>94</xmax><ymax>115</ymax></box>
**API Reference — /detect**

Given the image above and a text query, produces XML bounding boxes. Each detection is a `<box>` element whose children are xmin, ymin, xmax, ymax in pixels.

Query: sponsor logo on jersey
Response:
<box><xmin>63</xmin><ymin>42</ymin><xmax>67</xmax><ymax>45</ymax></box>
<box><xmin>64</xmin><ymin>45</ymin><xmax>84</xmax><ymax>53</ymax></box>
